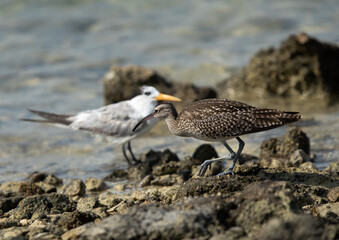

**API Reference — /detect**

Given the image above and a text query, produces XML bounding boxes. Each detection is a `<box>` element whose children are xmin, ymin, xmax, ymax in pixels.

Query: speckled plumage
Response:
<box><xmin>173</xmin><ymin>98</ymin><xmax>301</xmax><ymax>141</ymax></box>
<box><xmin>133</xmin><ymin>98</ymin><xmax>302</xmax><ymax>176</ymax></box>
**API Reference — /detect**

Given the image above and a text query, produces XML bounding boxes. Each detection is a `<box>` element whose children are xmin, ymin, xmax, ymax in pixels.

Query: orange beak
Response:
<box><xmin>155</xmin><ymin>93</ymin><xmax>181</xmax><ymax>102</ymax></box>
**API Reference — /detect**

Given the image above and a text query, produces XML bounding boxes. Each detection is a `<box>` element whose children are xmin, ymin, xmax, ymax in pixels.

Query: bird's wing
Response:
<box><xmin>68</xmin><ymin>101</ymin><xmax>153</xmax><ymax>137</ymax></box>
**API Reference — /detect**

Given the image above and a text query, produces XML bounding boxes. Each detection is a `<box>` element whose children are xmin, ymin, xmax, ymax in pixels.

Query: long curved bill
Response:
<box><xmin>155</xmin><ymin>93</ymin><xmax>181</xmax><ymax>102</ymax></box>
<box><xmin>132</xmin><ymin>113</ymin><xmax>155</xmax><ymax>132</ymax></box>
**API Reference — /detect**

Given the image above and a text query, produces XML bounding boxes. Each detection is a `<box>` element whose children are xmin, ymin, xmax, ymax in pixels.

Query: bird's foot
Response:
<box><xmin>217</xmin><ymin>169</ymin><xmax>235</xmax><ymax>177</ymax></box>
<box><xmin>198</xmin><ymin>159</ymin><xmax>216</xmax><ymax>176</ymax></box>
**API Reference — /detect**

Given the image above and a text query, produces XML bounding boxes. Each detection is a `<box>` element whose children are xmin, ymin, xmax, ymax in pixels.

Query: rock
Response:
<box><xmin>56</xmin><ymin>210</ymin><xmax>97</xmax><ymax>231</ymax></box>
<box><xmin>84</xmin><ymin>178</ymin><xmax>107</xmax><ymax>192</ymax></box>
<box><xmin>98</xmin><ymin>192</ymin><xmax>124</xmax><ymax>208</ymax></box>
<box><xmin>103</xmin><ymin>169</ymin><xmax>128</xmax><ymax>181</ymax></box>
<box><xmin>78</xmin><ymin>197</ymin><xmax>234</xmax><ymax>240</ymax></box>
<box><xmin>10</xmin><ymin>193</ymin><xmax>76</xmax><ymax>220</ymax></box>
<box><xmin>235</xmin><ymin>181</ymin><xmax>301</xmax><ymax>235</ymax></box>
<box><xmin>192</xmin><ymin>144</ymin><xmax>219</xmax><ymax>165</ymax></box>
<box><xmin>218</xmin><ymin>33</ymin><xmax>339</xmax><ymax>107</ymax></box>
<box><xmin>299</xmin><ymin>161</ymin><xmax>316</xmax><ymax>170</ymax></box>
<box><xmin>77</xmin><ymin>196</ymin><xmax>99</xmax><ymax>213</ymax></box>
<box><xmin>0</xmin><ymin>227</ymin><xmax>28</xmax><ymax>240</ymax></box>
<box><xmin>63</xmin><ymin>179</ymin><xmax>86</xmax><ymax>198</ymax></box>
<box><xmin>140</xmin><ymin>175</ymin><xmax>152</xmax><ymax>187</ymax></box>
<box><xmin>313</xmin><ymin>202</ymin><xmax>339</xmax><ymax>223</ymax></box>
<box><xmin>0</xmin><ymin>181</ymin><xmax>27</xmax><ymax>195</ymax></box>
<box><xmin>325</xmin><ymin>160</ymin><xmax>339</xmax><ymax>175</ymax></box>
<box><xmin>61</xmin><ymin>224</ymin><xmax>90</xmax><ymax>240</ymax></box>
<box><xmin>19</xmin><ymin>182</ymin><xmax>45</xmax><ymax>196</ymax></box>
<box><xmin>257</xmin><ymin>215</ymin><xmax>324</xmax><ymax>240</ymax></box>
<box><xmin>150</xmin><ymin>174</ymin><xmax>184</xmax><ymax>186</ymax></box>
<box><xmin>35</xmin><ymin>182</ymin><xmax>57</xmax><ymax>193</ymax></box>
<box><xmin>260</xmin><ymin>128</ymin><xmax>311</xmax><ymax>168</ymax></box>
<box><xmin>328</xmin><ymin>187</ymin><xmax>339</xmax><ymax>203</ymax></box>
<box><xmin>288</xmin><ymin>149</ymin><xmax>311</xmax><ymax>167</ymax></box>
<box><xmin>0</xmin><ymin>196</ymin><xmax>23</xmax><ymax>215</ymax></box>
<box><xmin>28</xmin><ymin>172</ymin><xmax>63</xmax><ymax>187</ymax></box>
<box><xmin>102</xmin><ymin>65</ymin><xmax>217</xmax><ymax>107</ymax></box>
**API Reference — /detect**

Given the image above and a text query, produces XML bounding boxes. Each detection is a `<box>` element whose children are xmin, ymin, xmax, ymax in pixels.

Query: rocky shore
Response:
<box><xmin>1</xmin><ymin>128</ymin><xmax>338</xmax><ymax>239</ymax></box>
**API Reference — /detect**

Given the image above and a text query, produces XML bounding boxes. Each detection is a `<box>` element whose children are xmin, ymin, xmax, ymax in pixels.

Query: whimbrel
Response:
<box><xmin>21</xmin><ymin>86</ymin><xmax>181</xmax><ymax>166</ymax></box>
<box><xmin>133</xmin><ymin>99</ymin><xmax>302</xmax><ymax>176</ymax></box>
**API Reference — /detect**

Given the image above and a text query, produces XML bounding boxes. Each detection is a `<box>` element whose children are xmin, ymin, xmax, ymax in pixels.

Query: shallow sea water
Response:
<box><xmin>0</xmin><ymin>0</ymin><xmax>338</xmax><ymax>182</ymax></box>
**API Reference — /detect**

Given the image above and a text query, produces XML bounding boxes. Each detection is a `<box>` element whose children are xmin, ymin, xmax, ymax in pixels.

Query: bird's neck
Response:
<box><xmin>164</xmin><ymin>107</ymin><xmax>180</xmax><ymax>135</ymax></box>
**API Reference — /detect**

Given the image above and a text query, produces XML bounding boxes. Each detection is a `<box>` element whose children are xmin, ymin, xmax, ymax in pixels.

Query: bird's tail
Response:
<box><xmin>21</xmin><ymin>109</ymin><xmax>72</xmax><ymax>126</ymax></box>
<box><xmin>278</xmin><ymin>111</ymin><xmax>302</xmax><ymax>125</ymax></box>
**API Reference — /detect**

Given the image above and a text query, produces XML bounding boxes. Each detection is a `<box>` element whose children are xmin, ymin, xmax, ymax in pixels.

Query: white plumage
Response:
<box><xmin>22</xmin><ymin>86</ymin><xmax>181</xmax><ymax>165</ymax></box>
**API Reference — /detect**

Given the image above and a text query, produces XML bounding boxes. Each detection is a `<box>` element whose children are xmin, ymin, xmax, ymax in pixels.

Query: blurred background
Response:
<box><xmin>0</xmin><ymin>0</ymin><xmax>338</xmax><ymax>182</ymax></box>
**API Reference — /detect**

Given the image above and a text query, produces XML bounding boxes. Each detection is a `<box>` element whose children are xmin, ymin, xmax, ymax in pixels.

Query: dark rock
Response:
<box><xmin>192</xmin><ymin>144</ymin><xmax>219</xmax><ymax>165</ymax></box>
<box><xmin>28</xmin><ymin>172</ymin><xmax>63</xmax><ymax>186</ymax></box>
<box><xmin>0</xmin><ymin>196</ymin><xmax>23</xmax><ymax>215</ymax></box>
<box><xmin>78</xmin><ymin>197</ymin><xmax>234</xmax><ymax>240</ymax></box>
<box><xmin>84</xmin><ymin>178</ymin><xmax>107</xmax><ymax>192</ymax></box>
<box><xmin>10</xmin><ymin>193</ymin><xmax>75</xmax><ymax>220</ymax></box>
<box><xmin>102</xmin><ymin>65</ymin><xmax>217</xmax><ymax>107</ymax></box>
<box><xmin>218</xmin><ymin>33</ymin><xmax>339</xmax><ymax>107</ymax></box>
<box><xmin>103</xmin><ymin>169</ymin><xmax>128</xmax><ymax>181</ymax></box>
<box><xmin>63</xmin><ymin>179</ymin><xmax>86</xmax><ymax>198</ymax></box>
<box><xmin>260</xmin><ymin>127</ymin><xmax>311</xmax><ymax>168</ymax></box>
<box><xmin>19</xmin><ymin>182</ymin><xmax>45</xmax><ymax>196</ymax></box>
<box><xmin>57</xmin><ymin>210</ymin><xmax>97</xmax><ymax>231</ymax></box>
<box><xmin>140</xmin><ymin>175</ymin><xmax>152</xmax><ymax>187</ymax></box>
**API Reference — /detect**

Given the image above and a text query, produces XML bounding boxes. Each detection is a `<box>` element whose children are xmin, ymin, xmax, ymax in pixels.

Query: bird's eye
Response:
<box><xmin>144</xmin><ymin>92</ymin><xmax>151</xmax><ymax>96</ymax></box>
<box><xmin>154</xmin><ymin>109</ymin><xmax>159</xmax><ymax>113</ymax></box>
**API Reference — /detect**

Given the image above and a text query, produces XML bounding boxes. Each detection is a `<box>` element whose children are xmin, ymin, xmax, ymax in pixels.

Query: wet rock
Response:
<box><xmin>84</xmin><ymin>178</ymin><xmax>107</xmax><ymax>192</ymax></box>
<box><xmin>103</xmin><ymin>65</ymin><xmax>217</xmax><ymax>107</ymax></box>
<box><xmin>260</xmin><ymin>128</ymin><xmax>311</xmax><ymax>168</ymax></box>
<box><xmin>219</xmin><ymin>33</ymin><xmax>339</xmax><ymax>107</ymax></box>
<box><xmin>103</xmin><ymin>169</ymin><xmax>128</xmax><ymax>181</ymax></box>
<box><xmin>63</xmin><ymin>179</ymin><xmax>86</xmax><ymax>199</ymax></box>
<box><xmin>328</xmin><ymin>187</ymin><xmax>339</xmax><ymax>203</ymax></box>
<box><xmin>10</xmin><ymin>193</ymin><xmax>76</xmax><ymax>220</ymax></box>
<box><xmin>192</xmin><ymin>144</ymin><xmax>219</xmax><ymax>165</ymax></box>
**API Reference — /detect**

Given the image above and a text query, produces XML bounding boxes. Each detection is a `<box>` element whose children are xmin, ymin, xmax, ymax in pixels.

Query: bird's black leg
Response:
<box><xmin>218</xmin><ymin>137</ymin><xmax>245</xmax><ymax>176</ymax></box>
<box><xmin>198</xmin><ymin>140</ymin><xmax>235</xmax><ymax>176</ymax></box>
<box><xmin>127</xmin><ymin>141</ymin><xmax>141</xmax><ymax>165</ymax></box>
<box><xmin>122</xmin><ymin>143</ymin><xmax>133</xmax><ymax>166</ymax></box>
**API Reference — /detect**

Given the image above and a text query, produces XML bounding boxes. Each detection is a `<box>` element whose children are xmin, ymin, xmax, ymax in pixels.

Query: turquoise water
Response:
<box><xmin>0</xmin><ymin>0</ymin><xmax>338</xmax><ymax>182</ymax></box>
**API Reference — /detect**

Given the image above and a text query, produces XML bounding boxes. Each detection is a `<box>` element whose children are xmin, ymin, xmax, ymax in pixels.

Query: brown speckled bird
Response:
<box><xmin>133</xmin><ymin>99</ymin><xmax>302</xmax><ymax>176</ymax></box>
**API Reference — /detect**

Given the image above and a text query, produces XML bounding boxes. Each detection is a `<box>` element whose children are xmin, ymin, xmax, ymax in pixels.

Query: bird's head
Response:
<box><xmin>132</xmin><ymin>102</ymin><xmax>178</xmax><ymax>132</ymax></box>
<box><xmin>140</xmin><ymin>86</ymin><xmax>181</xmax><ymax>102</ymax></box>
